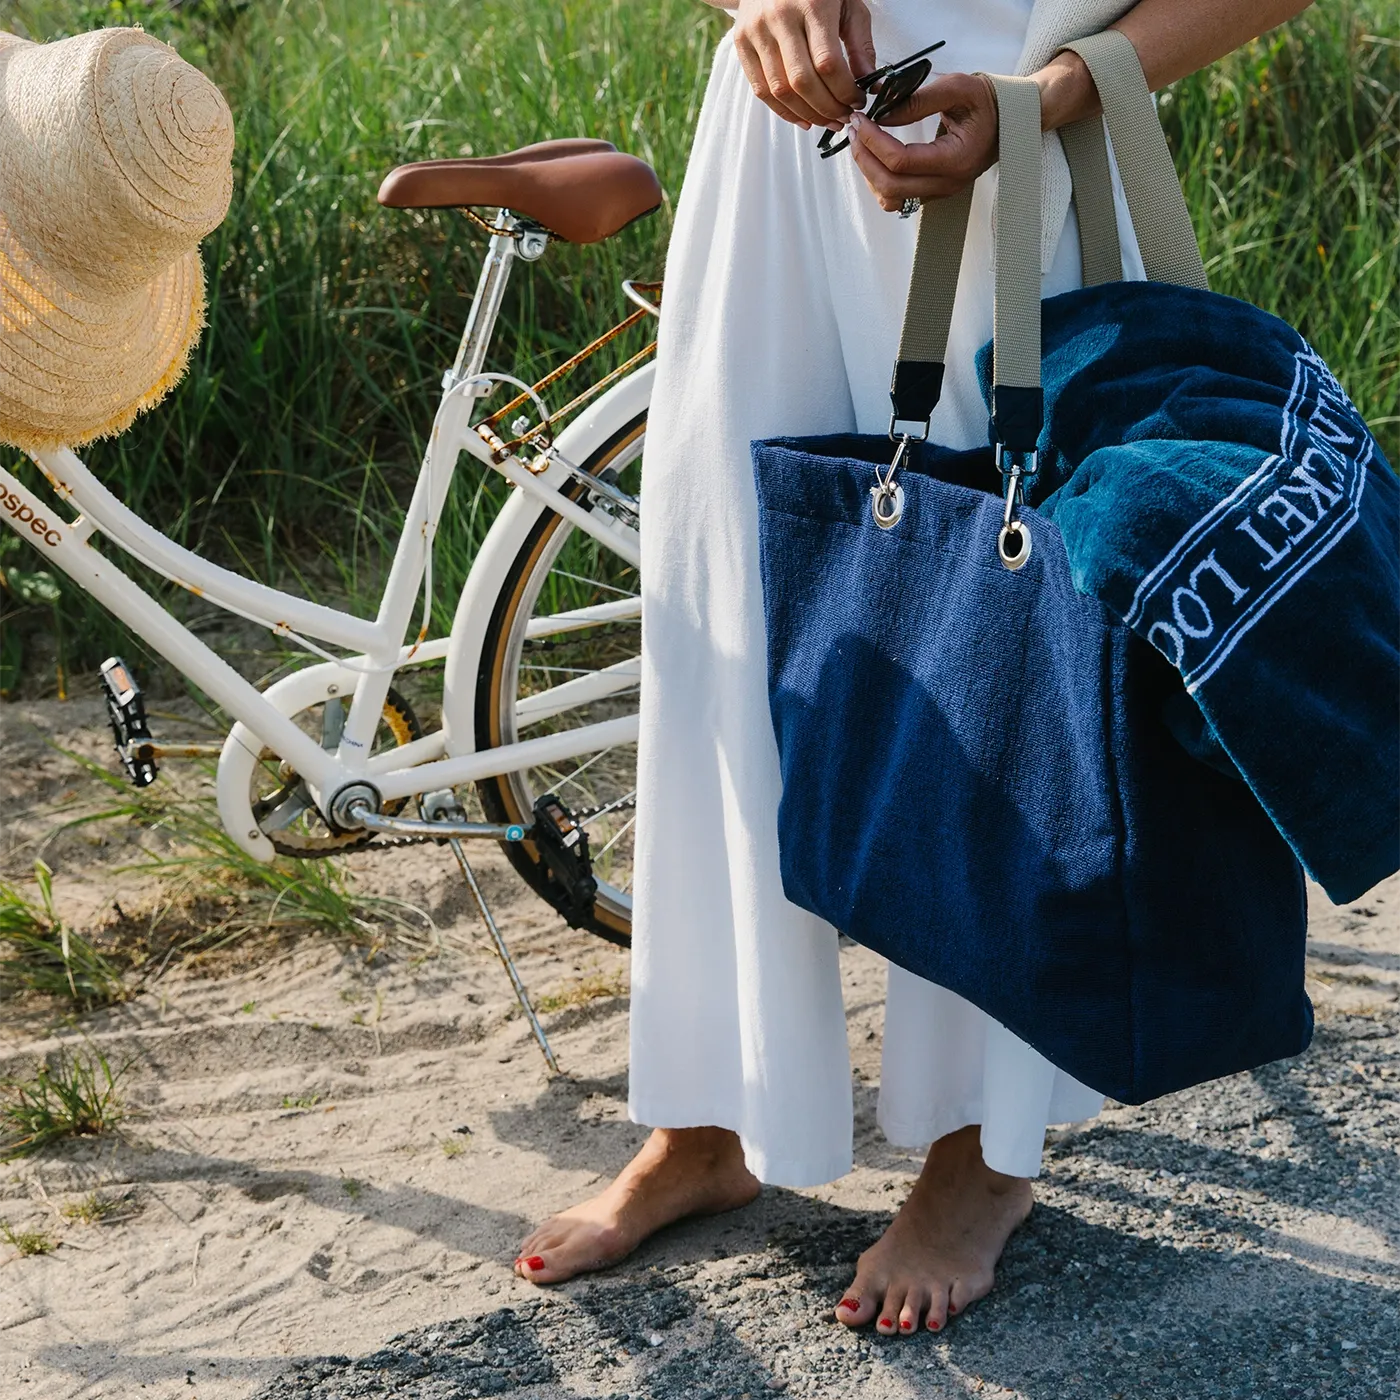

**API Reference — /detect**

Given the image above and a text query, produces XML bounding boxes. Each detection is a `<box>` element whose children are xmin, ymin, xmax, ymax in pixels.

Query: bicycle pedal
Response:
<box><xmin>99</xmin><ymin>656</ymin><xmax>158</xmax><ymax>788</ymax></box>
<box><xmin>531</xmin><ymin>793</ymin><xmax>597</xmax><ymax>926</ymax></box>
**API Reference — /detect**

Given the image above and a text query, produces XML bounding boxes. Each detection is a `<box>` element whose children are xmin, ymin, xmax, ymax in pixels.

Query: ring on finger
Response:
<box><xmin>898</xmin><ymin>196</ymin><xmax>921</xmax><ymax>218</ymax></box>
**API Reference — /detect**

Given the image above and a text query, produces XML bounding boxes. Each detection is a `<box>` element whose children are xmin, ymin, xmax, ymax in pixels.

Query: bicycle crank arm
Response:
<box><xmin>346</xmin><ymin>805</ymin><xmax>528</xmax><ymax>843</ymax></box>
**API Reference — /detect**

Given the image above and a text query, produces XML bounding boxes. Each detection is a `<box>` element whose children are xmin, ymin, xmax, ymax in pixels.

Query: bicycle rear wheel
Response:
<box><xmin>473</xmin><ymin>410</ymin><xmax>645</xmax><ymax>946</ymax></box>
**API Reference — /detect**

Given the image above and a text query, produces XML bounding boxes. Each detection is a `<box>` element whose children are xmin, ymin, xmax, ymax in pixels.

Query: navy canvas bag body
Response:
<box><xmin>751</xmin><ymin>34</ymin><xmax>1394</xmax><ymax>1105</ymax></box>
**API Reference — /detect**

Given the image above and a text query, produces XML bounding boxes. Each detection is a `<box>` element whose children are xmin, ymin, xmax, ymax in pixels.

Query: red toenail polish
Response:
<box><xmin>879</xmin><ymin>1318</ymin><xmax>893</xmax><ymax>1328</ymax></box>
<box><xmin>837</xmin><ymin>1298</ymin><xmax>859</xmax><ymax>1312</ymax></box>
<box><xmin>949</xmin><ymin>1304</ymin><xmax>959</xmax><ymax>1314</ymax></box>
<box><xmin>524</xmin><ymin>1256</ymin><xmax>545</xmax><ymax>1270</ymax></box>
<box><xmin>930</xmin><ymin>1319</ymin><xmax>941</xmax><ymax>1331</ymax></box>
<box><xmin>900</xmin><ymin>1320</ymin><xmax>912</xmax><ymax>1331</ymax></box>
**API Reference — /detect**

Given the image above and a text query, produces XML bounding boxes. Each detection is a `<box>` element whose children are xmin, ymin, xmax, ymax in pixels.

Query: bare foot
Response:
<box><xmin>833</xmin><ymin>1124</ymin><xmax>1033</xmax><ymax>1335</ymax></box>
<box><xmin>514</xmin><ymin>1126</ymin><xmax>760</xmax><ymax>1284</ymax></box>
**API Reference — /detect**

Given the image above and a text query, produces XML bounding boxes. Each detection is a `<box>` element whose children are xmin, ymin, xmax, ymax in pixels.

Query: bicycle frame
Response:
<box><xmin>0</xmin><ymin>210</ymin><xmax>646</xmax><ymax>852</ymax></box>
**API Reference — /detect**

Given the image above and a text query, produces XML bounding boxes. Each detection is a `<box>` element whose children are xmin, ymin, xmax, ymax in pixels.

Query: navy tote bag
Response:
<box><xmin>752</xmin><ymin>36</ymin><xmax>1395</xmax><ymax>1105</ymax></box>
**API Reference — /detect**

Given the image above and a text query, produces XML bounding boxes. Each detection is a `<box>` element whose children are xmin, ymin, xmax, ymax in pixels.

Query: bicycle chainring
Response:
<box><xmin>251</xmin><ymin>688</ymin><xmax>423</xmax><ymax>858</ymax></box>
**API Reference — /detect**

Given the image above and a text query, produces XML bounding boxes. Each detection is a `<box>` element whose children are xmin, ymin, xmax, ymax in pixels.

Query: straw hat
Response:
<box><xmin>0</xmin><ymin>27</ymin><xmax>234</xmax><ymax>453</ymax></box>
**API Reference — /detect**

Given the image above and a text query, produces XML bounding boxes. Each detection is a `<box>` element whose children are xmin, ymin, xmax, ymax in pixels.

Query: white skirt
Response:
<box><xmin>629</xmin><ymin>0</ymin><xmax>1143</xmax><ymax>1186</ymax></box>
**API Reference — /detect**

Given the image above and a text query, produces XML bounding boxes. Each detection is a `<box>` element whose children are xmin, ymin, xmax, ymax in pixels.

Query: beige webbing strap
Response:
<box><xmin>986</xmin><ymin>74</ymin><xmax>1044</xmax><ymax>397</ymax></box>
<box><xmin>1060</xmin><ymin>114</ymin><xmax>1123</xmax><ymax>286</ymax></box>
<box><xmin>1061</xmin><ymin>30</ymin><xmax>1208</xmax><ymax>289</ymax></box>
<box><xmin>890</xmin><ymin>74</ymin><xmax>1044</xmax><ymax>444</ymax></box>
<box><xmin>896</xmin><ymin>184</ymin><xmax>974</xmax><ymax>367</ymax></box>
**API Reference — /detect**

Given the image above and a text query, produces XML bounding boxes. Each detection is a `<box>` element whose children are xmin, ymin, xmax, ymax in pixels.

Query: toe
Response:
<box><xmin>897</xmin><ymin>1287</ymin><xmax>929</xmax><ymax>1335</ymax></box>
<box><xmin>925</xmin><ymin>1281</ymin><xmax>950</xmax><ymax>1331</ymax></box>
<box><xmin>515</xmin><ymin>1219</ymin><xmax>560</xmax><ymax>1262</ymax></box>
<box><xmin>834</xmin><ymin>1287</ymin><xmax>877</xmax><ymax>1328</ymax></box>
<box><xmin>517</xmin><ymin>1253</ymin><xmax>564</xmax><ymax>1285</ymax></box>
<box><xmin>947</xmin><ymin>1270</ymin><xmax>989</xmax><ymax>1317</ymax></box>
<box><xmin>875</xmin><ymin>1284</ymin><xmax>907</xmax><ymax>1335</ymax></box>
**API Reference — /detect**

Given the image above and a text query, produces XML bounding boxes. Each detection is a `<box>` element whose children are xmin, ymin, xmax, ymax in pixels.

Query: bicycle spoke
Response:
<box><xmin>595</xmin><ymin>815</ymin><xmax>636</xmax><ymax>860</ymax></box>
<box><xmin>578</xmin><ymin>789</ymin><xmax>637</xmax><ymax>827</ymax></box>
<box><xmin>550</xmin><ymin>570</ymin><xmax>638</xmax><ymax>599</ymax></box>
<box><xmin>534</xmin><ymin>742</ymin><xmax>622</xmax><ymax>794</ymax></box>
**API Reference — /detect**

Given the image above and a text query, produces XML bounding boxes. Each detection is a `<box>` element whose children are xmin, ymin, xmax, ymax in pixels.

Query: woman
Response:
<box><xmin>515</xmin><ymin>0</ymin><xmax>1312</xmax><ymax>1335</ymax></box>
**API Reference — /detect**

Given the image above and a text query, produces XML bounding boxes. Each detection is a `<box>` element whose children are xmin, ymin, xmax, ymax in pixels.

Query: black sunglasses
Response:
<box><xmin>818</xmin><ymin>39</ymin><xmax>946</xmax><ymax>159</ymax></box>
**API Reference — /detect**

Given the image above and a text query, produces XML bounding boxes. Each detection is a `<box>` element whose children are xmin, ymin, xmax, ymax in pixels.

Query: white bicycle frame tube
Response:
<box><xmin>0</xmin><ymin>289</ymin><xmax>645</xmax><ymax>835</ymax></box>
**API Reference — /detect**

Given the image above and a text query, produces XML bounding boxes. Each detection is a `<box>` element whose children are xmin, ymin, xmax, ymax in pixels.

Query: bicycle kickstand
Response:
<box><xmin>421</xmin><ymin>791</ymin><xmax>559</xmax><ymax>1073</ymax></box>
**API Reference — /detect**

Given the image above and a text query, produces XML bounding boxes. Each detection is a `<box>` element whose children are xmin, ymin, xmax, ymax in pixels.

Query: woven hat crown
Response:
<box><xmin>0</xmin><ymin>28</ymin><xmax>233</xmax><ymax>294</ymax></box>
<box><xmin>0</xmin><ymin>27</ymin><xmax>234</xmax><ymax>453</ymax></box>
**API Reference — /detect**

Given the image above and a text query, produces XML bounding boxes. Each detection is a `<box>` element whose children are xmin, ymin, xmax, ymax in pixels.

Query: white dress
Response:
<box><xmin>629</xmin><ymin>0</ymin><xmax>1143</xmax><ymax>1186</ymax></box>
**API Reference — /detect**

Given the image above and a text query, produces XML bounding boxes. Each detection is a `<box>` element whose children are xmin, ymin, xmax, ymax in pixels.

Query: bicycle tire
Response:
<box><xmin>473</xmin><ymin>409</ymin><xmax>647</xmax><ymax>947</ymax></box>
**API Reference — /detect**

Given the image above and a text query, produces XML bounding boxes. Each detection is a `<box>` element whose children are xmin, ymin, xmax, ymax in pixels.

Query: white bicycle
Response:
<box><xmin>0</xmin><ymin>141</ymin><xmax>664</xmax><ymax>1056</ymax></box>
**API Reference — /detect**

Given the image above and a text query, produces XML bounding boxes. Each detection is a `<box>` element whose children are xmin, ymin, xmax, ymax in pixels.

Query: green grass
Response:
<box><xmin>0</xmin><ymin>860</ymin><xmax>127</xmax><ymax>1007</ymax></box>
<box><xmin>534</xmin><ymin>970</ymin><xmax>629</xmax><ymax>1014</ymax></box>
<box><xmin>61</xmin><ymin>747</ymin><xmax>438</xmax><ymax>955</ymax></box>
<box><xmin>0</xmin><ymin>0</ymin><xmax>1395</xmax><ymax>691</ymax></box>
<box><xmin>1163</xmin><ymin>8</ymin><xmax>1398</xmax><ymax>447</ymax></box>
<box><xmin>0</xmin><ymin>1046</ymin><xmax>126</xmax><ymax>1160</ymax></box>
<box><xmin>0</xmin><ymin>1220</ymin><xmax>58</xmax><ymax>1256</ymax></box>
<box><xmin>59</xmin><ymin>1188</ymin><xmax>139</xmax><ymax>1225</ymax></box>
<box><xmin>0</xmin><ymin>748</ymin><xmax>438</xmax><ymax>1008</ymax></box>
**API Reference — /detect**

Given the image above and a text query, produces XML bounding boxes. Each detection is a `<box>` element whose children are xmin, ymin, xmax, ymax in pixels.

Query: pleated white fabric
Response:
<box><xmin>630</xmin><ymin>0</ymin><xmax>1145</xmax><ymax>1186</ymax></box>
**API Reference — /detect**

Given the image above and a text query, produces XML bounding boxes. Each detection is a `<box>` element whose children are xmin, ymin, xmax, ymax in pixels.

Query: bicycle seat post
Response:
<box><xmin>445</xmin><ymin>208</ymin><xmax>547</xmax><ymax>396</ymax></box>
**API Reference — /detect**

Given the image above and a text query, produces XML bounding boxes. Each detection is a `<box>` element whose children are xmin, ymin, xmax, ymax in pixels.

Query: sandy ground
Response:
<box><xmin>1</xmin><ymin>697</ymin><xmax>1397</xmax><ymax>1400</ymax></box>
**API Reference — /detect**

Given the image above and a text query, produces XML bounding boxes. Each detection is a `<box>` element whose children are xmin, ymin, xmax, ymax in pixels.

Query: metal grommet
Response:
<box><xmin>997</xmin><ymin>521</ymin><xmax>1032</xmax><ymax>570</ymax></box>
<box><xmin>871</xmin><ymin>481</ymin><xmax>905</xmax><ymax>529</ymax></box>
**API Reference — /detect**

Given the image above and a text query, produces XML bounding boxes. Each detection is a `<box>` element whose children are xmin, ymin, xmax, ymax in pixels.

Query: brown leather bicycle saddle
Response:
<box><xmin>377</xmin><ymin>139</ymin><xmax>663</xmax><ymax>244</ymax></box>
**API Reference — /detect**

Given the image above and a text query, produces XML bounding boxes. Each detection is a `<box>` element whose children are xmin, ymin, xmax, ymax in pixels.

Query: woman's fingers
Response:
<box><xmin>849</xmin><ymin>112</ymin><xmax>973</xmax><ymax>178</ymax></box>
<box><xmin>772</xmin><ymin>9</ymin><xmax>853</xmax><ymax>125</ymax></box>
<box><xmin>847</xmin><ymin>72</ymin><xmax>1001</xmax><ymax>210</ymax></box>
<box><xmin>735</xmin><ymin>27</ymin><xmax>825</xmax><ymax>128</ymax></box>
<box><xmin>733</xmin><ymin>0</ymin><xmax>875</xmax><ymax>129</ymax></box>
<box><xmin>837</xmin><ymin>0</ymin><xmax>877</xmax><ymax>84</ymax></box>
<box><xmin>848</xmin><ymin>115</ymin><xmax>971</xmax><ymax>210</ymax></box>
<box><xmin>800</xmin><ymin>0</ymin><xmax>872</xmax><ymax>111</ymax></box>
<box><xmin>878</xmin><ymin>70</ymin><xmax>992</xmax><ymax>128</ymax></box>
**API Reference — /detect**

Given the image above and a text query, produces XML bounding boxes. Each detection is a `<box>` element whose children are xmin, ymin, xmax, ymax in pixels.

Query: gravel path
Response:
<box><xmin>252</xmin><ymin>883</ymin><xmax>1399</xmax><ymax>1400</ymax></box>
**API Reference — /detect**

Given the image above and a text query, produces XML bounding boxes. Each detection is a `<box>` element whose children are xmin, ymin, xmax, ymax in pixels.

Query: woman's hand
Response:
<box><xmin>732</xmin><ymin>0</ymin><xmax>877</xmax><ymax>130</ymax></box>
<box><xmin>847</xmin><ymin>72</ymin><xmax>1000</xmax><ymax>212</ymax></box>
<box><xmin>847</xmin><ymin>0</ymin><xmax>1316</xmax><ymax>213</ymax></box>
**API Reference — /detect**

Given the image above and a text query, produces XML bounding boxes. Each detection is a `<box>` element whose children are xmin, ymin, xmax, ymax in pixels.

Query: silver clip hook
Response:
<box><xmin>872</xmin><ymin>435</ymin><xmax>910</xmax><ymax>529</ymax></box>
<box><xmin>995</xmin><ymin>445</ymin><xmax>1037</xmax><ymax>570</ymax></box>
